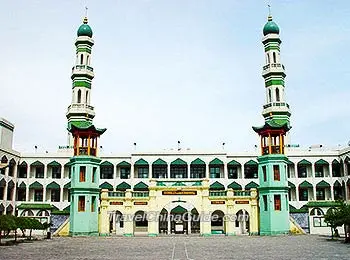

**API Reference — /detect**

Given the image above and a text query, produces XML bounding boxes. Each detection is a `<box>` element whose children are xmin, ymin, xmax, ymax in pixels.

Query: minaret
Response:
<box><xmin>66</xmin><ymin>16</ymin><xmax>95</xmax><ymax>146</ymax></box>
<box><xmin>253</xmin><ymin>14</ymin><xmax>291</xmax><ymax>235</ymax></box>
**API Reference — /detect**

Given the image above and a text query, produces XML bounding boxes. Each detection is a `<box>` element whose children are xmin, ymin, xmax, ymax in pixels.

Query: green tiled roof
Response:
<box><xmin>31</xmin><ymin>160</ymin><xmax>44</xmax><ymax>167</ymax></box>
<box><xmin>315</xmin><ymin>159</ymin><xmax>328</xmax><ymax>165</ymax></box>
<box><xmin>64</xmin><ymin>162</ymin><xmax>71</xmax><ymax>167</ymax></box>
<box><xmin>153</xmin><ymin>158</ymin><xmax>167</xmax><ymax>166</ymax></box>
<box><xmin>298</xmin><ymin>159</ymin><xmax>311</xmax><ymax>166</ymax></box>
<box><xmin>116</xmin><ymin>182</ymin><xmax>131</xmax><ymax>190</ymax></box>
<box><xmin>67</xmin><ymin>120</ymin><xmax>106</xmax><ymax>135</ymax></box>
<box><xmin>134</xmin><ymin>181</ymin><xmax>149</xmax><ymax>190</ymax></box>
<box><xmin>288</xmin><ymin>181</ymin><xmax>296</xmax><ymax>188</ymax></box>
<box><xmin>17</xmin><ymin>203</ymin><xmax>53</xmax><ymax>210</ymax></box>
<box><xmin>19</xmin><ymin>182</ymin><xmax>26</xmax><ymax>188</ymax></box>
<box><xmin>210</xmin><ymin>181</ymin><xmax>225</xmax><ymax>190</ymax></box>
<box><xmin>117</xmin><ymin>161</ymin><xmax>131</xmax><ymax>167</ymax></box>
<box><xmin>290</xmin><ymin>205</ymin><xmax>308</xmax><ymax>213</ymax></box>
<box><xmin>306</xmin><ymin>201</ymin><xmax>341</xmax><ymax>208</ymax></box>
<box><xmin>191</xmin><ymin>158</ymin><xmax>205</xmax><ymax>165</ymax></box>
<box><xmin>171</xmin><ymin>205</ymin><xmax>187</xmax><ymax>214</ymax></box>
<box><xmin>171</xmin><ymin>158</ymin><xmax>187</xmax><ymax>166</ymax></box>
<box><xmin>209</xmin><ymin>158</ymin><xmax>223</xmax><ymax>165</ymax></box>
<box><xmin>172</xmin><ymin>181</ymin><xmax>186</xmax><ymax>186</ymax></box>
<box><xmin>316</xmin><ymin>180</ymin><xmax>330</xmax><ymax>188</ymax></box>
<box><xmin>47</xmin><ymin>161</ymin><xmax>61</xmax><ymax>167</ymax></box>
<box><xmin>228</xmin><ymin>181</ymin><xmax>242</xmax><ymax>190</ymax></box>
<box><xmin>29</xmin><ymin>181</ymin><xmax>43</xmax><ymax>189</ymax></box>
<box><xmin>286</xmin><ymin>160</ymin><xmax>294</xmax><ymax>165</ymax></box>
<box><xmin>101</xmin><ymin>161</ymin><xmax>113</xmax><ymax>167</ymax></box>
<box><xmin>100</xmin><ymin>182</ymin><xmax>113</xmax><ymax>190</ymax></box>
<box><xmin>64</xmin><ymin>182</ymin><xmax>71</xmax><ymax>189</ymax></box>
<box><xmin>227</xmin><ymin>159</ymin><xmax>241</xmax><ymax>166</ymax></box>
<box><xmin>47</xmin><ymin>181</ymin><xmax>60</xmax><ymax>189</ymax></box>
<box><xmin>244</xmin><ymin>160</ymin><xmax>258</xmax><ymax>166</ymax></box>
<box><xmin>19</xmin><ymin>161</ymin><xmax>27</xmax><ymax>166</ymax></box>
<box><xmin>252</xmin><ymin>119</ymin><xmax>291</xmax><ymax>133</ymax></box>
<box><xmin>299</xmin><ymin>180</ymin><xmax>313</xmax><ymax>188</ymax></box>
<box><xmin>134</xmin><ymin>158</ymin><xmax>149</xmax><ymax>166</ymax></box>
<box><xmin>245</xmin><ymin>181</ymin><xmax>259</xmax><ymax>189</ymax></box>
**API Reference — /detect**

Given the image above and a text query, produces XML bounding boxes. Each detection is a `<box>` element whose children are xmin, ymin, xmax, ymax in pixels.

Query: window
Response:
<box><xmin>209</xmin><ymin>167</ymin><xmax>221</xmax><ymax>178</ymax></box>
<box><xmin>100</xmin><ymin>165</ymin><xmax>113</xmax><ymax>179</ymax></box>
<box><xmin>77</xmin><ymin>89</ymin><xmax>81</xmax><ymax>103</ymax></box>
<box><xmin>274</xmin><ymin>194</ymin><xmax>281</xmax><ymax>211</ymax></box>
<box><xmin>91</xmin><ymin>196</ymin><xmax>96</xmax><ymax>212</ymax></box>
<box><xmin>297</xmin><ymin>166</ymin><xmax>307</xmax><ymax>178</ymax></box>
<box><xmin>120</xmin><ymin>168</ymin><xmax>130</xmax><ymax>179</ymax></box>
<box><xmin>332</xmin><ymin>163</ymin><xmax>341</xmax><ymax>177</ymax></box>
<box><xmin>299</xmin><ymin>189</ymin><xmax>308</xmax><ymax>201</ymax></box>
<box><xmin>86</xmin><ymin>55</ymin><xmax>89</xmax><ymax>65</ymax></box>
<box><xmin>35</xmin><ymin>166</ymin><xmax>44</xmax><ymax>178</ymax></box>
<box><xmin>137</xmin><ymin>167</ymin><xmax>148</xmax><ymax>178</ymax></box>
<box><xmin>228</xmin><ymin>167</ymin><xmax>238</xmax><ymax>179</ymax></box>
<box><xmin>262</xmin><ymin>166</ymin><xmax>267</xmax><ymax>182</ymax></box>
<box><xmin>267</xmin><ymin>53</ymin><xmax>270</xmax><ymax>63</ymax></box>
<box><xmin>191</xmin><ymin>166</ymin><xmax>205</xmax><ymax>178</ymax></box>
<box><xmin>51</xmin><ymin>189</ymin><xmax>60</xmax><ymax>202</ymax></box>
<box><xmin>86</xmin><ymin>90</ymin><xmax>89</xmax><ymax>103</ymax></box>
<box><xmin>316</xmin><ymin>188</ymin><xmax>325</xmax><ymax>200</ymax></box>
<box><xmin>79</xmin><ymin>166</ymin><xmax>86</xmax><ymax>182</ymax></box>
<box><xmin>80</xmin><ymin>54</ymin><xmax>83</xmax><ymax>64</ymax></box>
<box><xmin>313</xmin><ymin>217</ymin><xmax>328</xmax><ymax>227</ymax></box>
<box><xmin>152</xmin><ymin>166</ymin><xmax>167</xmax><ymax>178</ymax></box>
<box><xmin>268</xmin><ymin>89</ymin><xmax>272</xmax><ymax>103</ymax></box>
<box><xmin>273</xmin><ymin>165</ymin><xmax>280</xmax><ymax>181</ymax></box>
<box><xmin>263</xmin><ymin>195</ymin><xmax>268</xmax><ymax>211</ymax></box>
<box><xmin>244</xmin><ymin>165</ymin><xmax>258</xmax><ymax>178</ymax></box>
<box><xmin>276</xmin><ymin>88</ymin><xmax>280</xmax><ymax>102</ymax></box>
<box><xmin>273</xmin><ymin>52</ymin><xmax>276</xmax><ymax>63</ymax></box>
<box><xmin>52</xmin><ymin>166</ymin><xmax>61</xmax><ymax>179</ymax></box>
<box><xmin>18</xmin><ymin>165</ymin><xmax>27</xmax><ymax>178</ymax></box>
<box><xmin>315</xmin><ymin>165</ymin><xmax>324</xmax><ymax>177</ymax></box>
<box><xmin>170</xmin><ymin>166</ymin><xmax>187</xmax><ymax>178</ymax></box>
<box><xmin>92</xmin><ymin>167</ymin><xmax>97</xmax><ymax>183</ymax></box>
<box><xmin>17</xmin><ymin>188</ymin><xmax>26</xmax><ymax>201</ymax></box>
<box><xmin>78</xmin><ymin>196</ymin><xmax>85</xmax><ymax>212</ymax></box>
<box><xmin>34</xmin><ymin>190</ymin><xmax>43</xmax><ymax>202</ymax></box>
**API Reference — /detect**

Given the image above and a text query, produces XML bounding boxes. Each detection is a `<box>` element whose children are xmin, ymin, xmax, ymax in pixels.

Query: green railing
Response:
<box><xmin>108</xmin><ymin>191</ymin><xmax>125</xmax><ymax>197</ymax></box>
<box><xmin>234</xmin><ymin>191</ymin><xmax>251</xmax><ymax>196</ymax></box>
<box><xmin>209</xmin><ymin>191</ymin><xmax>227</xmax><ymax>197</ymax></box>
<box><xmin>132</xmin><ymin>192</ymin><xmax>149</xmax><ymax>197</ymax></box>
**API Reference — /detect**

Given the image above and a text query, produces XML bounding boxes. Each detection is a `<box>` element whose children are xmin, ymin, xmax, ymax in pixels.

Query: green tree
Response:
<box><xmin>324</xmin><ymin>207</ymin><xmax>342</xmax><ymax>239</ymax></box>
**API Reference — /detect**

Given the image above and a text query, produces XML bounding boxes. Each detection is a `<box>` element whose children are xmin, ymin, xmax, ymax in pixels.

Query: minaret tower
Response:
<box><xmin>66</xmin><ymin>16</ymin><xmax>95</xmax><ymax>146</ymax></box>
<box><xmin>253</xmin><ymin>13</ymin><xmax>291</xmax><ymax>235</ymax></box>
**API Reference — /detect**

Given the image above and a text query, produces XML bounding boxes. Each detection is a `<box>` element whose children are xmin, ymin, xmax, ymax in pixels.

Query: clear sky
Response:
<box><xmin>1</xmin><ymin>0</ymin><xmax>350</xmax><ymax>154</ymax></box>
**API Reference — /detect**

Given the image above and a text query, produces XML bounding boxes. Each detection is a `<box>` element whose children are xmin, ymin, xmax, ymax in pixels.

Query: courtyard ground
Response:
<box><xmin>0</xmin><ymin>235</ymin><xmax>349</xmax><ymax>260</ymax></box>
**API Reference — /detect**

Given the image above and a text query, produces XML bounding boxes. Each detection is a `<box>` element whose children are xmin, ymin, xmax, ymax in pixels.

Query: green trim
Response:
<box><xmin>30</xmin><ymin>160</ymin><xmax>44</xmax><ymax>167</ymax></box>
<box><xmin>100</xmin><ymin>182</ymin><xmax>113</xmax><ymax>190</ymax></box>
<box><xmin>134</xmin><ymin>181</ymin><xmax>149</xmax><ymax>190</ymax></box>
<box><xmin>306</xmin><ymin>201</ymin><xmax>341</xmax><ymax>207</ymax></box>
<box><xmin>29</xmin><ymin>181</ymin><xmax>43</xmax><ymax>189</ymax></box>
<box><xmin>64</xmin><ymin>182</ymin><xmax>71</xmax><ymax>189</ymax></box>
<box><xmin>51</xmin><ymin>210</ymin><xmax>70</xmax><ymax>215</ymax></box>
<box><xmin>227</xmin><ymin>159</ymin><xmax>241</xmax><ymax>166</ymax></box>
<box><xmin>316</xmin><ymin>180</ymin><xmax>330</xmax><ymax>188</ymax></box>
<box><xmin>19</xmin><ymin>182</ymin><xmax>26</xmax><ymax>188</ymax></box>
<box><xmin>299</xmin><ymin>180</ymin><xmax>313</xmax><ymax>188</ymax></box>
<box><xmin>290</xmin><ymin>205</ymin><xmax>308</xmax><ymax>213</ymax></box>
<box><xmin>73</xmin><ymin>81</ymin><xmax>91</xmax><ymax>89</ymax></box>
<box><xmin>47</xmin><ymin>161</ymin><xmax>61</xmax><ymax>167</ymax></box>
<box><xmin>117</xmin><ymin>161</ymin><xmax>131</xmax><ymax>167</ymax></box>
<box><xmin>209</xmin><ymin>158</ymin><xmax>223</xmax><ymax>165</ymax></box>
<box><xmin>210</xmin><ymin>181</ymin><xmax>225</xmax><ymax>190</ymax></box>
<box><xmin>148</xmin><ymin>233</ymin><xmax>158</xmax><ymax>237</ymax></box>
<box><xmin>227</xmin><ymin>181</ymin><xmax>242</xmax><ymax>190</ymax></box>
<box><xmin>116</xmin><ymin>182</ymin><xmax>131</xmax><ymax>190</ymax></box>
<box><xmin>288</xmin><ymin>181</ymin><xmax>296</xmax><ymax>188</ymax></box>
<box><xmin>76</xmin><ymin>47</ymin><xmax>91</xmax><ymax>54</ymax></box>
<box><xmin>245</xmin><ymin>181</ymin><xmax>259</xmax><ymax>189</ymax></box>
<box><xmin>152</xmin><ymin>158</ymin><xmax>167</xmax><ymax>166</ymax></box>
<box><xmin>298</xmin><ymin>159</ymin><xmax>311</xmax><ymax>166</ymax></box>
<box><xmin>192</xmin><ymin>181</ymin><xmax>202</xmax><ymax>186</ymax></box>
<box><xmin>100</xmin><ymin>161</ymin><xmax>113</xmax><ymax>167</ymax></box>
<box><xmin>123</xmin><ymin>233</ymin><xmax>133</xmax><ymax>237</ymax></box>
<box><xmin>315</xmin><ymin>159</ymin><xmax>329</xmax><ymax>165</ymax></box>
<box><xmin>171</xmin><ymin>205</ymin><xmax>187</xmax><ymax>214</ymax></box>
<box><xmin>17</xmin><ymin>203</ymin><xmax>53</xmax><ymax>210</ymax></box>
<box><xmin>264</xmin><ymin>46</ymin><xmax>280</xmax><ymax>51</ymax></box>
<box><xmin>333</xmin><ymin>180</ymin><xmax>342</xmax><ymax>187</ymax></box>
<box><xmin>171</xmin><ymin>158</ymin><xmax>187</xmax><ymax>166</ymax></box>
<box><xmin>47</xmin><ymin>181</ymin><xmax>60</xmax><ymax>189</ymax></box>
<box><xmin>172</xmin><ymin>181</ymin><xmax>186</xmax><ymax>186</ymax></box>
<box><xmin>191</xmin><ymin>158</ymin><xmax>205</xmax><ymax>165</ymax></box>
<box><xmin>265</xmin><ymin>79</ymin><xmax>284</xmax><ymax>87</ymax></box>
<box><xmin>332</xmin><ymin>159</ymin><xmax>339</xmax><ymax>165</ymax></box>
<box><xmin>244</xmin><ymin>160</ymin><xmax>258</xmax><ymax>166</ymax></box>
<box><xmin>134</xmin><ymin>158</ymin><xmax>149</xmax><ymax>166</ymax></box>
<box><xmin>64</xmin><ymin>205</ymin><xmax>70</xmax><ymax>211</ymax></box>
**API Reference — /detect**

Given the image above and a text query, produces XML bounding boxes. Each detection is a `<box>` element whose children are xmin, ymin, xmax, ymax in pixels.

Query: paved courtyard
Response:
<box><xmin>0</xmin><ymin>235</ymin><xmax>349</xmax><ymax>260</ymax></box>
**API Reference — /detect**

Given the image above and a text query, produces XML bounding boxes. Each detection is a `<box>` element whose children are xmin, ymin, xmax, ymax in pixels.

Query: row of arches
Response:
<box><xmin>0</xmin><ymin>204</ymin><xmax>14</xmax><ymax>215</ymax></box>
<box><xmin>74</xmin><ymin>89</ymin><xmax>89</xmax><ymax>104</ymax></box>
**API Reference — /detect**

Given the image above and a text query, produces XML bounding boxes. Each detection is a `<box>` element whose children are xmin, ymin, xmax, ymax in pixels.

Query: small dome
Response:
<box><xmin>263</xmin><ymin>16</ymin><xmax>279</xmax><ymax>36</ymax></box>
<box><xmin>77</xmin><ymin>17</ymin><xmax>93</xmax><ymax>37</ymax></box>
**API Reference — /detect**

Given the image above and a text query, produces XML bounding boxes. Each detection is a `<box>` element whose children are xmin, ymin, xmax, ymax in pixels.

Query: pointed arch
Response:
<box><xmin>77</xmin><ymin>89</ymin><xmax>82</xmax><ymax>103</ymax></box>
<box><xmin>276</xmin><ymin>88</ymin><xmax>280</xmax><ymax>102</ymax></box>
<box><xmin>86</xmin><ymin>90</ymin><xmax>89</xmax><ymax>103</ymax></box>
<box><xmin>268</xmin><ymin>89</ymin><xmax>272</xmax><ymax>103</ymax></box>
<box><xmin>273</xmin><ymin>52</ymin><xmax>276</xmax><ymax>63</ymax></box>
<box><xmin>80</xmin><ymin>54</ymin><xmax>84</xmax><ymax>64</ymax></box>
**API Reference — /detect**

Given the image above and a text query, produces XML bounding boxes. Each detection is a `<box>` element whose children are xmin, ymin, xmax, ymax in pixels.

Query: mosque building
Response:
<box><xmin>0</xmin><ymin>13</ymin><xmax>349</xmax><ymax>237</ymax></box>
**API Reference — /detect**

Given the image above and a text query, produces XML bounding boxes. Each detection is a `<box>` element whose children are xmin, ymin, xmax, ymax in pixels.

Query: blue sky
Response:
<box><xmin>1</xmin><ymin>0</ymin><xmax>350</xmax><ymax>154</ymax></box>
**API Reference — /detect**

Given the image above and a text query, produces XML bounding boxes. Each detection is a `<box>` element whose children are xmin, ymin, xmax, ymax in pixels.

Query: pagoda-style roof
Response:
<box><xmin>252</xmin><ymin>119</ymin><xmax>291</xmax><ymax>133</ymax></box>
<box><xmin>67</xmin><ymin>120</ymin><xmax>106</xmax><ymax>135</ymax></box>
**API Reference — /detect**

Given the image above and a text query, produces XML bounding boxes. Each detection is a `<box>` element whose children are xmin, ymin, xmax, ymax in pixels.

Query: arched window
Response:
<box><xmin>77</xmin><ymin>89</ymin><xmax>81</xmax><ymax>103</ymax></box>
<box><xmin>86</xmin><ymin>90</ymin><xmax>89</xmax><ymax>104</ymax></box>
<box><xmin>86</xmin><ymin>55</ymin><xmax>90</xmax><ymax>65</ymax></box>
<box><xmin>273</xmin><ymin>52</ymin><xmax>276</xmax><ymax>63</ymax></box>
<box><xmin>310</xmin><ymin>208</ymin><xmax>324</xmax><ymax>216</ymax></box>
<box><xmin>80</xmin><ymin>54</ymin><xmax>84</xmax><ymax>64</ymax></box>
<box><xmin>276</xmin><ymin>88</ymin><xmax>280</xmax><ymax>102</ymax></box>
<box><xmin>267</xmin><ymin>53</ymin><xmax>270</xmax><ymax>64</ymax></box>
<box><xmin>268</xmin><ymin>89</ymin><xmax>272</xmax><ymax>103</ymax></box>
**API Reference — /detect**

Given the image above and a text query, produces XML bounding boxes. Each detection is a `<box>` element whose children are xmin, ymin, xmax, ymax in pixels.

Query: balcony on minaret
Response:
<box><xmin>262</xmin><ymin>63</ymin><xmax>285</xmax><ymax>76</ymax></box>
<box><xmin>71</xmin><ymin>64</ymin><xmax>94</xmax><ymax>79</ymax></box>
<box><xmin>68</xmin><ymin>121</ymin><xmax>106</xmax><ymax>157</ymax></box>
<box><xmin>66</xmin><ymin>103</ymin><xmax>95</xmax><ymax>119</ymax></box>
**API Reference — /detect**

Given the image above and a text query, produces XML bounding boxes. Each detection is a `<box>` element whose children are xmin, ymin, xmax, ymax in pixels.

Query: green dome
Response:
<box><xmin>77</xmin><ymin>17</ymin><xmax>93</xmax><ymax>37</ymax></box>
<box><xmin>263</xmin><ymin>16</ymin><xmax>279</xmax><ymax>36</ymax></box>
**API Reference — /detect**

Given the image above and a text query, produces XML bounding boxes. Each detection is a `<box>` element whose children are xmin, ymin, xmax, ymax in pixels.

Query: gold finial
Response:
<box><xmin>83</xmin><ymin>6</ymin><xmax>88</xmax><ymax>24</ymax></box>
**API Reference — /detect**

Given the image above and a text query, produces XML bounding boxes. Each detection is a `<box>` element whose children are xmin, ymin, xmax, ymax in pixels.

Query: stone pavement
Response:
<box><xmin>0</xmin><ymin>235</ymin><xmax>349</xmax><ymax>260</ymax></box>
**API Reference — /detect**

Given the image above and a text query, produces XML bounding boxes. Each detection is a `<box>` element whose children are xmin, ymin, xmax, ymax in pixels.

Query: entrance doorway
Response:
<box><xmin>134</xmin><ymin>210</ymin><xmax>148</xmax><ymax>234</ymax></box>
<box><xmin>170</xmin><ymin>205</ymin><xmax>188</xmax><ymax>234</ymax></box>
<box><xmin>236</xmin><ymin>209</ymin><xmax>249</xmax><ymax>234</ymax></box>
<box><xmin>211</xmin><ymin>210</ymin><xmax>225</xmax><ymax>234</ymax></box>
